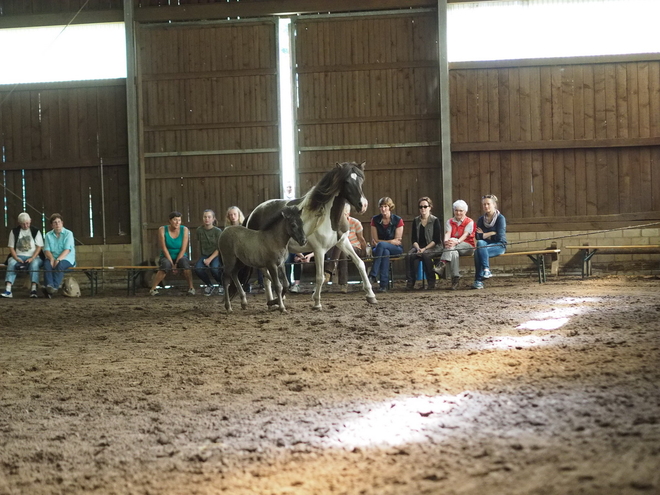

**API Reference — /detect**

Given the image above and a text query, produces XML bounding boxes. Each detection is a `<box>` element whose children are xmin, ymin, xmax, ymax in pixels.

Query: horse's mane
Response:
<box><xmin>299</xmin><ymin>162</ymin><xmax>364</xmax><ymax>213</ymax></box>
<box><xmin>260</xmin><ymin>208</ymin><xmax>286</xmax><ymax>231</ymax></box>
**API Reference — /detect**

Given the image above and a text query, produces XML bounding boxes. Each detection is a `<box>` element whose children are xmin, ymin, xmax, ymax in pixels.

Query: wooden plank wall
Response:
<box><xmin>294</xmin><ymin>12</ymin><xmax>441</xmax><ymax>225</ymax></box>
<box><xmin>137</xmin><ymin>20</ymin><xmax>279</xmax><ymax>260</ymax></box>
<box><xmin>450</xmin><ymin>61</ymin><xmax>660</xmax><ymax>230</ymax></box>
<box><xmin>0</xmin><ymin>81</ymin><xmax>130</xmax><ymax>245</ymax></box>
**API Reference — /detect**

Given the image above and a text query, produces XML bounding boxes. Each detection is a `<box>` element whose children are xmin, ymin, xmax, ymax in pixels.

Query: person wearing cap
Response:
<box><xmin>434</xmin><ymin>199</ymin><xmax>475</xmax><ymax>290</ymax></box>
<box><xmin>2</xmin><ymin>212</ymin><xmax>44</xmax><ymax>298</ymax></box>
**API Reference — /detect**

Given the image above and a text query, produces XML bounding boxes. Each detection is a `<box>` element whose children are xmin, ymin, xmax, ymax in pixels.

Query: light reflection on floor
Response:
<box><xmin>328</xmin><ymin>395</ymin><xmax>463</xmax><ymax>448</ymax></box>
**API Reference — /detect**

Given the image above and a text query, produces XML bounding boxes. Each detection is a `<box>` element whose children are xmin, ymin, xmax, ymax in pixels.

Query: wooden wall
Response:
<box><xmin>0</xmin><ymin>80</ymin><xmax>130</xmax><ymax>245</ymax></box>
<box><xmin>137</xmin><ymin>20</ymin><xmax>279</xmax><ymax>260</ymax></box>
<box><xmin>450</xmin><ymin>61</ymin><xmax>660</xmax><ymax>230</ymax></box>
<box><xmin>294</xmin><ymin>12</ymin><xmax>441</xmax><ymax>222</ymax></box>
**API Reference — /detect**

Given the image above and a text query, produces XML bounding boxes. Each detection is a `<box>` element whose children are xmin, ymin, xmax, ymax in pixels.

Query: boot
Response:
<box><xmin>451</xmin><ymin>276</ymin><xmax>460</xmax><ymax>290</ymax></box>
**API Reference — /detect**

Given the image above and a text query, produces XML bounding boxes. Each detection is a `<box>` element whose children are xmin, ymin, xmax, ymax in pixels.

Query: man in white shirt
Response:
<box><xmin>3</xmin><ymin>212</ymin><xmax>44</xmax><ymax>298</ymax></box>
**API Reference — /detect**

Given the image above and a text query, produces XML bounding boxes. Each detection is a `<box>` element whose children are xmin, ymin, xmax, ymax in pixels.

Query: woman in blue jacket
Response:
<box><xmin>473</xmin><ymin>194</ymin><xmax>507</xmax><ymax>289</ymax></box>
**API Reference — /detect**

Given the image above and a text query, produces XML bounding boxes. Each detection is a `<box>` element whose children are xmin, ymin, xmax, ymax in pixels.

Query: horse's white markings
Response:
<box><xmin>350</xmin><ymin>172</ymin><xmax>357</xmax><ymax>180</ymax></box>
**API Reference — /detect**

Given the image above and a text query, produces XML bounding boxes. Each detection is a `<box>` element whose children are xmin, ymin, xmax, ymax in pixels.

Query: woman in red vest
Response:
<box><xmin>434</xmin><ymin>199</ymin><xmax>475</xmax><ymax>290</ymax></box>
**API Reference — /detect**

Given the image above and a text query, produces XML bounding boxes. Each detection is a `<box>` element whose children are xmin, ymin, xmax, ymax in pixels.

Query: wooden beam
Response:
<box><xmin>3</xmin><ymin>158</ymin><xmax>128</xmax><ymax>171</ymax></box>
<box><xmin>0</xmin><ymin>79</ymin><xmax>125</xmax><ymax>92</ymax></box>
<box><xmin>451</xmin><ymin>137</ymin><xmax>660</xmax><ymax>153</ymax></box>
<box><xmin>125</xmin><ymin>0</ymin><xmax>142</xmax><ymax>265</ymax></box>
<box><xmin>0</xmin><ymin>10</ymin><xmax>123</xmax><ymax>29</ymax></box>
<box><xmin>450</xmin><ymin>53</ymin><xmax>660</xmax><ymax>71</ymax></box>
<box><xmin>134</xmin><ymin>0</ymin><xmax>435</xmax><ymax>23</ymax></box>
<box><xmin>438</xmin><ymin>0</ymin><xmax>453</xmax><ymax>223</ymax></box>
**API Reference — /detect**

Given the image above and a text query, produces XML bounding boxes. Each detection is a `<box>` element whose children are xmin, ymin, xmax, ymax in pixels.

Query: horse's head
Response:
<box><xmin>282</xmin><ymin>206</ymin><xmax>307</xmax><ymax>247</ymax></box>
<box><xmin>336</xmin><ymin>161</ymin><xmax>368</xmax><ymax>214</ymax></box>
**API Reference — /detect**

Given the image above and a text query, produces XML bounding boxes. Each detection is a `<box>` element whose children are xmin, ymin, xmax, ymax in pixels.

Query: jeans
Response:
<box><xmin>6</xmin><ymin>255</ymin><xmax>43</xmax><ymax>285</ymax></box>
<box><xmin>370</xmin><ymin>242</ymin><xmax>403</xmax><ymax>287</ymax></box>
<box><xmin>285</xmin><ymin>253</ymin><xmax>302</xmax><ymax>284</ymax></box>
<box><xmin>43</xmin><ymin>259</ymin><xmax>74</xmax><ymax>289</ymax></box>
<box><xmin>194</xmin><ymin>256</ymin><xmax>223</xmax><ymax>286</ymax></box>
<box><xmin>474</xmin><ymin>240</ymin><xmax>506</xmax><ymax>281</ymax></box>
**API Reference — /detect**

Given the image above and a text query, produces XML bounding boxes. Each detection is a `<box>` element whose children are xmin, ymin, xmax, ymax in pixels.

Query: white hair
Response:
<box><xmin>452</xmin><ymin>200</ymin><xmax>468</xmax><ymax>212</ymax></box>
<box><xmin>17</xmin><ymin>212</ymin><xmax>31</xmax><ymax>223</ymax></box>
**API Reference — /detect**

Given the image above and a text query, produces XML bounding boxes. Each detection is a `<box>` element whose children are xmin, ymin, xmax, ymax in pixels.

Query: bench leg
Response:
<box><xmin>526</xmin><ymin>254</ymin><xmax>545</xmax><ymax>284</ymax></box>
<box><xmin>582</xmin><ymin>250</ymin><xmax>598</xmax><ymax>279</ymax></box>
<box><xmin>82</xmin><ymin>270</ymin><xmax>98</xmax><ymax>296</ymax></box>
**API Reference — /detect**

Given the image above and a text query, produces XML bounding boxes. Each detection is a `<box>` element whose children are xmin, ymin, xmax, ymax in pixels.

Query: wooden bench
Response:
<box><xmin>0</xmin><ymin>264</ymin><xmax>156</xmax><ymax>296</ymax></box>
<box><xmin>565</xmin><ymin>244</ymin><xmax>660</xmax><ymax>278</ymax></box>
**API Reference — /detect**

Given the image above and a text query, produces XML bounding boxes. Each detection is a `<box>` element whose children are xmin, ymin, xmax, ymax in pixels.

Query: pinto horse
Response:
<box><xmin>244</xmin><ymin>161</ymin><xmax>377</xmax><ymax>310</ymax></box>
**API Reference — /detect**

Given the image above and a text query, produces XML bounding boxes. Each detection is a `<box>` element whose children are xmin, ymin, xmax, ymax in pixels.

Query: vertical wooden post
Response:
<box><xmin>125</xmin><ymin>0</ymin><xmax>142</xmax><ymax>264</ymax></box>
<box><xmin>437</xmin><ymin>0</ymin><xmax>453</xmax><ymax>225</ymax></box>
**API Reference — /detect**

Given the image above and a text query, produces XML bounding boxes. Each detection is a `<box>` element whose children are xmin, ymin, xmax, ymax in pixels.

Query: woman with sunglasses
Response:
<box><xmin>405</xmin><ymin>197</ymin><xmax>443</xmax><ymax>290</ymax></box>
<box><xmin>473</xmin><ymin>194</ymin><xmax>507</xmax><ymax>289</ymax></box>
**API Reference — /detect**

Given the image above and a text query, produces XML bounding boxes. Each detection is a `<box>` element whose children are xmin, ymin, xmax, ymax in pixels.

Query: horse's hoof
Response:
<box><xmin>366</xmin><ymin>296</ymin><xmax>378</xmax><ymax>305</ymax></box>
<box><xmin>312</xmin><ymin>305</ymin><xmax>323</xmax><ymax>311</ymax></box>
<box><xmin>279</xmin><ymin>307</ymin><xmax>287</xmax><ymax>313</ymax></box>
<box><xmin>266</xmin><ymin>299</ymin><xmax>278</xmax><ymax>306</ymax></box>
<box><xmin>226</xmin><ymin>309</ymin><xmax>233</xmax><ymax>314</ymax></box>
<box><xmin>241</xmin><ymin>304</ymin><xmax>248</xmax><ymax>310</ymax></box>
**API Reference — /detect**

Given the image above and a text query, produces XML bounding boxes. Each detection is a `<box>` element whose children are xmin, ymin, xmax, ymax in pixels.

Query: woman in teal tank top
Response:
<box><xmin>149</xmin><ymin>211</ymin><xmax>195</xmax><ymax>296</ymax></box>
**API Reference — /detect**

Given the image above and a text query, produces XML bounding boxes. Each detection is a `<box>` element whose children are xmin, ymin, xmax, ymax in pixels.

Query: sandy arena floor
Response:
<box><xmin>1</xmin><ymin>275</ymin><xmax>659</xmax><ymax>495</ymax></box>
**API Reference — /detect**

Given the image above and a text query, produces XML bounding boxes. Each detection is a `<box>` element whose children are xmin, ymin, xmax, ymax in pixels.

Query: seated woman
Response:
<box><xmin>434</xmin><ymin>199</ymin><xmax>475</xmax><ymax>290</ymax></box>
<box><xmin>150</xmin><ymin>211</ymin><xmax>195</xmax><ymax>296</ymax></box>
<box><xmin>473</xmin><ymin>194</ymin><xmax>507</xmax><ymax>289</ymax></box>
<box><xmin>405</xmin><ymin>196</ymin><xmax>442</xmax><ymax>290</ymax></box>
<box><xmin>42</xmin><ymin>213</ymin><xmax>76</xmax><ymax>298</ymax></box>
<box><xmin>194</xmin><ymin>209</ymin><xmax>223</xmax><ymax>296</ymax></box>
<box><xmin>2</xmin><ymin>212</ymin><xmax>44</xmax><ymax>298</ymax></box>
<box><xmin>286</xmin><ymin>252</ymin><xmax>313</xmax><ymax>293</ymax></box>
<box><xmin>225</xmin><ymin>206</ymin><xmax>245</xmax><ymax>227</ymax></box>
<box><xmin>369</xmin><ymin>197</ymin><xmax>404</xmax><ymax>292</ymax></box>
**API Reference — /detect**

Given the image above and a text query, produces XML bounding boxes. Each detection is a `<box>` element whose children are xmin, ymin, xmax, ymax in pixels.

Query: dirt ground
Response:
<box><xmin>1</xmin><ymin>274</ymin><xmax>659</xmax><ymax>495</ymax></box>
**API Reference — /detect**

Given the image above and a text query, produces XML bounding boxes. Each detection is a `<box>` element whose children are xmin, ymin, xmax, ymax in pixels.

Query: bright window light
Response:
<box><xmin>448</xmin><ymin>0</ymin><xmax>660</xmax><ymax>62</ymax></box>
<box><xmin>0</xmin><ymin>22</ymin><xmax>127</xmax><ymax>85</ymax></box>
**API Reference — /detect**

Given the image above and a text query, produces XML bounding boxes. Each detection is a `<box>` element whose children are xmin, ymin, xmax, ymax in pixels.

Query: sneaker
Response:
<box><xmin>30</xmin><ymin>289</ymin><xmax>39</xmax><ymax>298</ymax></box>
<box><xmin>451</xmin><ymin>276</ymin><xmax>460</xmax><ymax>290</ymax></box>
<box><xmin>406</xmin><ymin>281</ymin><xmax>415</xmax><ymax>290</ymax></box>
<box><xmin>433</xmin><ymin>262</ymin><xmax>447</xmax><ymax>279</ymax></box>
<box><xmin>368</xmin><ymin>275</ymin><xmax>378</xmax><ymax>285</ymax></box>
<box><xmin>187</xmin><ymin>288</ymin><xmax>196</xmax><ymax>296</ymax></box>
<box><xmin>1</xmin><ymin>290</ymin><xmax>12</xmax><ymax>298</ymax></box>
<box><xmin>42</xmin><ymin>287</ymin><xmax>52</xmax><ymax>299</ymax></box>
<box><xmin>339</xmin><ymin>284</ymin><xmax>348</xmax><ymax>294</ymax></box>
<box><xmin>324</xmin><ymin>272</ymin><xmax>332</xmax><ymax>284</ymax></box>
<box><xmin>483</xmin><ymin>268</ymin><xmax>492</xmax><ymax>279</ymax></box>
<box><xmin>472</xmin><ymin>281</ymin><xmax>484</xmax><ymax>290</ymax></box>
<box><xmin>217</xmin><ymin>286</ymin><xmax>225</xmax><ymax>295</ymax></box>
<box><xmin>46</xmin><ymin>285</ymin><xmax>57</xmax><ymax>295</ymax></box>
<box><xmin>204</xmin><ymin>286</ymin><xmax>215</xmax><ymax>297</ymax></box>
<box><xmin>289</xmin><ymin>284</ymin><xmax>301</xmax><ymax>294</ymax></box>
<box><xmin>149</xmin><ymin>288</ymin><xmax>159</xmax><ymax>296</ymax></box>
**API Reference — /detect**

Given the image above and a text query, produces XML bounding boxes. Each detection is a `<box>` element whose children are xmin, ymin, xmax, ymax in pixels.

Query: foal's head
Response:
<box><xmin>281</xmin><ymin>206</ymin><xmax>306</xmax><ymax>247</ymax></box>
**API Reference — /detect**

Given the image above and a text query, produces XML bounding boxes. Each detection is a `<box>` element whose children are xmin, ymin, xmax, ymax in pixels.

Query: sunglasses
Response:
<box><xmin>419</xmin><ymin>205</ymin><xmax>430</xmax><ymax>209</ymax></box>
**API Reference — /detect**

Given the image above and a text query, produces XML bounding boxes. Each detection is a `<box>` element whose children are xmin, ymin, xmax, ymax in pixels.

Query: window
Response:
<box><xmin>0</xmin><ymin>22</ymin><xmax>126</xmax><ymax>85</ymax></box>
<box><xmin>448</xmin><ymin>0</ymin><xmax>660</xmax><ymax>62</ymax></box>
